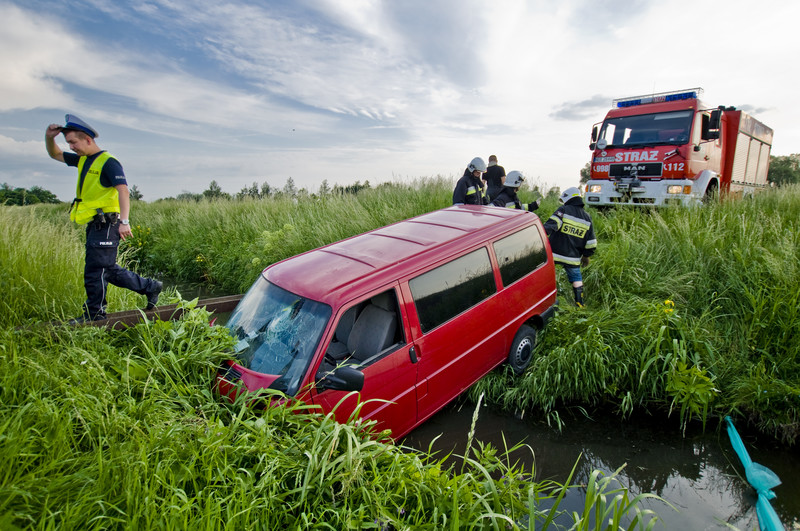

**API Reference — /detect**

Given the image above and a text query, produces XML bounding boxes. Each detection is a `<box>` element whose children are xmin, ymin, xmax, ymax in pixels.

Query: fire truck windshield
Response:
<box><xmin>599</xmin><ymin>110</ymin><xmax>693</xmax><ymax>148</ymax></box>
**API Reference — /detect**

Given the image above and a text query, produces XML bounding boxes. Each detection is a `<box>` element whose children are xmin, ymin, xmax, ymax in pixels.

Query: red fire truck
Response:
<box><xmin>584</xmin><ymin>88</ymin><xmax>773</xmax><ymax>207</ymax></box>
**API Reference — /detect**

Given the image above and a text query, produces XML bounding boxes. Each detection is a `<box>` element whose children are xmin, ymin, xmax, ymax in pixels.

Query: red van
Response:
<box><xmin>217</xmin><ymin>205</ymin><xmax>557</xmax><ymax>439</ymax></box>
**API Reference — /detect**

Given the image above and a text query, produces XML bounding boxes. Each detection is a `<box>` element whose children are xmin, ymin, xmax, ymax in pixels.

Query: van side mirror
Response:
<box><xmin>316</xmin><ymin>365</ymin><xmax>364</xmax><ymax>392</ymax></box>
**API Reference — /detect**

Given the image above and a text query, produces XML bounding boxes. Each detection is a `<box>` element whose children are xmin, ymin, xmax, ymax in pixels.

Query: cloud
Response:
<box><xmin>738</xmin><ymin>104</ymin><xmax>773</xmax><ymax>116</ymax></box>
<box><xmin>549</xmin><ymin>94</ymin><xmax>611</xmax><ymax>121</ymax></box>
<box><xmin>2</xmin><ymin>0</ymin><xmax>800</xmax><ymax>201</ymax></box>
<box><xmin>0</xmin><ymin>134</ymin><xmax>43</xmax><ymax>157</ymax></box>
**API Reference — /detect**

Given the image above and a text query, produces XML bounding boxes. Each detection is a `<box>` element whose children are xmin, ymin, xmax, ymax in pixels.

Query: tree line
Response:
<box><xmin>160</xmin><ymin>177</ymin><xmax>375</xmax><ymax>202</ymax></box>
<box><xmin>4</xmin><ymin>155</ymin><xmax>799</xmax><ymax>206</ymax></box>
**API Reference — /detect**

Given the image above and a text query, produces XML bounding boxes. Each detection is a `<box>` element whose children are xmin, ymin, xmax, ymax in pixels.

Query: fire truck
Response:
<box><xmin>584</xmin><ymin>88</ymin><xmax>773</xmax><ymax>207</ymax></box>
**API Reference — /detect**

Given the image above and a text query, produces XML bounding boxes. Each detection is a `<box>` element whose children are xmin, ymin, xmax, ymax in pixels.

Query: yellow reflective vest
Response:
<box><xmin>70</xmin><ymin>152</ymin><xmax>120</xmax><ymax>224</ymax></box>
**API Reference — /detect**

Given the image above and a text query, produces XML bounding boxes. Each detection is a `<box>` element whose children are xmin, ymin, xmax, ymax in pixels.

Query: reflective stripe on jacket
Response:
<box><xmin>71</xmin><ymin>152</ymin><xmax>120</xmax><ymax>224</ymax></box>
<box><xmin>544</xmin><ymin>199</ymin><xmax>596</xmax><ymax>265</ymax></box>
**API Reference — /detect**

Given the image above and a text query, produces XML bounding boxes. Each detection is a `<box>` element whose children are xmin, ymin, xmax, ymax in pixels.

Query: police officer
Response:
<box><xmin>544</xmin><ymin>187</ymin><xmax>596</xmax><ymax>307</ymax></box>
<box><xmin>453</xmin><ymin>157</ymin><xmax>489</xmax><ymax>205</ymax></box>
<box><xmin>490</xmin><ymin>170</ymin><xmax>540</xmax><ymax>211</ymax></box>
<box><xmin>45</xmin><ymin>114</ymin><xmax>162</xmax><ymax>322</ymax></box>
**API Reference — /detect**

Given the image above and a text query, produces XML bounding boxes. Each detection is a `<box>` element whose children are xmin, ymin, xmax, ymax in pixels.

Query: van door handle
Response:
<box><xmin>409</xmin><ymin>346</ymin><xmax>418</xmax><ymax>364</ymax></box>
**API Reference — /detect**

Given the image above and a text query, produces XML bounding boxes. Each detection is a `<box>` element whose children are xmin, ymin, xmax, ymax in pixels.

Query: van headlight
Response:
<box><xmin>589</xmin><ymin>184</ymin><xmax>602</xmax><ymax>193</ymax></box>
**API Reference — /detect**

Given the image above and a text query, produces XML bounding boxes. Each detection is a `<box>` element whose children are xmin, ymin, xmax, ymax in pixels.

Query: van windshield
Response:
<box><xmin>599</xmin><ymin>110</ymin><xmax>693</xmax><ymax>147</ymax></box>
<box><xmin>226</xmin><ymin>276</ymin><xmax>331</xmax><ymax>396</ymax></box>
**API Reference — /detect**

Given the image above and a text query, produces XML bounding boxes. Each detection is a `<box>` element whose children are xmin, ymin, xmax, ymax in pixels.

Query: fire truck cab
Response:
<box><xmin>585</xmin><ymin>88</ymin><xmax>773</xmax><ymax>207</ymax></box>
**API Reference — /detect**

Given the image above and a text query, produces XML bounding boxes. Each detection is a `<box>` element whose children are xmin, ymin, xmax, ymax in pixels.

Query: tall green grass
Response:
<box><xmin>0</xmin><ymin>305</ymin><xmax>663</xmax><ymax>529</ymax></box>
<box><xmin>136</xmin><ymin>178</ymin><xmax>454</xmax><ymax>294</ymax></box>
<box><xmin>473</xmin><ymin>188</ymin><xmax>800</xmax><ymax>443</ymax></box>
<box><xmin>2</xmin><ymin>180</ymin><xmax>799</xmax><ymax>443</ymax></box>
<box><xmin>0</xmin><ymin>206</ymin><xmax>151</xmax><ymax>326</ymax></box>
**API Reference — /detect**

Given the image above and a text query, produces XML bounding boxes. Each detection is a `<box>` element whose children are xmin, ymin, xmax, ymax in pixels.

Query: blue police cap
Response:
<box><xmin>60</xmin><ymin>114</ymin><xmax>99</xmax><ymax>138</ymax></box>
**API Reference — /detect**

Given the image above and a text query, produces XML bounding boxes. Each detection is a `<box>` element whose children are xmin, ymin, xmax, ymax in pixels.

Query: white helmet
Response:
<box><xmin>559</xmin><ymin>187</ymin><xmax>582</xmax><ymax>204</ymax></box>
<box><xmin>468</xmin><ymin>157</ymin><xmax>487</xmax><ymax>173</ymax></box>
<box><xmin>505</xmin><ymin>170</ymin><xmax>525</xmax><ymax>188</ymax></box>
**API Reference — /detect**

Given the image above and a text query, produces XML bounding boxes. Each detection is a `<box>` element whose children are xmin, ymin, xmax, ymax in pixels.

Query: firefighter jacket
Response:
<box><xmin>70</xmin><ymin>152</ymin><xmax>121</xmax><ymax>224</ymax></box>
<box><xmin>490</xmin><ymin>188</ymin><xmax>539</xmax><ymax>212</ymax></box>
<box><xmin>452</xmin><ymin>171</ymin><xmax>489</xmax><ymax>205</ymax></box>
<box><xmin>544</xmin><ymin>197</ymin><xmax>596</xmax><ymax>266</ymax></box>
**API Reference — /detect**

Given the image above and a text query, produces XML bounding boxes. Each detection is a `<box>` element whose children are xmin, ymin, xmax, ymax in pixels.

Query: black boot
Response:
<box><xmin>145</xmin><ymin>280</ymin><xmax>163</xmax><ymax>310</ymax></box>
<box><xmin>573</xmin><ymin>286</ymin><xmax>584</xmax><ymax>307</ymax></box>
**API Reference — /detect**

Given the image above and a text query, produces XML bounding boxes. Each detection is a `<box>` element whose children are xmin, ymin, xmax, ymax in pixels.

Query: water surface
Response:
<box><xmin>402</xmin><ymin>402</ymin><xmax>799</xmax><ymax>530</ymax></box>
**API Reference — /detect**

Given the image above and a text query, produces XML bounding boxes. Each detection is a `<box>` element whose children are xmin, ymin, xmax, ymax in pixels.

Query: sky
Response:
<box><xmin>1</xmin><ymin>0</ymin><xmax>798</xmax><ymax>202</ymax></box>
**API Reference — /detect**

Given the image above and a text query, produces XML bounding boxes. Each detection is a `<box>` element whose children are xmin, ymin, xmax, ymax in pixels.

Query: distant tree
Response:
<box><xmin>769</xmin><ymin>154</ymin><xmax>800</xmax><ymax>186</ymax></box>
<box><xmin>237</xmin><ymin>182</ymin><xmax>259</xmax><ymax>200</ymax></box>
<box><xmin>260</xmin><ymin>182</ymin><xmax>272</xmax><ymax>198</ymax></box>
<box><xmin>318</xmin><ymin>179</ymin><xmax>330</xmax><ymax>196</ymax></box>
<box><xmin>546</xmin><ymin>186</ymin><xmax>561</xmax><ymax>200</ymax></box>
<box><xmin>129</xmin><ymin>184</ymin><xmax>144</xmax><ymax>201</ymax></box>
<box><xmin>332</xmin><ymin>180</ymin><xmax>372</xmax><ymax>195</ymax></box>
<box><xmin>282</xmin><ymin>177</ymin><xmax>297</xmax><ymax>198</ymax></box>
<box><xmin>0</xmin><ymin>183</ymin><xmax>61</xmax><ymax>205</ymax></box>
<box><xmin>580</xmin><ymin>162</ymin><xmax>592</xmax><ymax>184</ymax></box>
<box><xmin>28</xmin><ymin>186</ymin><xmax>61</xmax><ymax>204</ymax></box>
<box><xmin>203</xmin><ymin>180</ymin><xmax>230</xmax><ymax>200</ymax></box>
<box><xmin>176</xmin><ymin>191</ymin><xmax>202</xmax><ymax>202</ymax></box>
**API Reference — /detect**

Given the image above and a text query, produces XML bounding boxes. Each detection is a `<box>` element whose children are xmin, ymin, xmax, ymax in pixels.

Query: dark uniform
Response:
<box><xmin>490</xmin><ymin>187</ymin><xmax>539</xmax><ymax>212</ymax></box>
<box><xmin>484</xmin><ymin>163</ymin><xmax>506</xmax><ymax>201</ymax></box>
<box><xmin>544</xmin><ymin>194</ymin><xmax>596</xmax><ymax>306</ymax></box>
<box><xmin>65</xmin><ymin>151</ymin><xmax>160</xmax><ymax>321</ymax></box>
<box><xmin>452</xmin><ymin>169</ymin><xmax>489</xmax><ymax>205</ymax></box>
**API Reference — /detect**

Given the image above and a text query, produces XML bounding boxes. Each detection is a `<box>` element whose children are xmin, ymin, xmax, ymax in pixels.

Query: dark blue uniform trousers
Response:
<box><xmin>84</xmin><ymin>219</ymin><xmax>157</xmax><ymax>320</ymax></box>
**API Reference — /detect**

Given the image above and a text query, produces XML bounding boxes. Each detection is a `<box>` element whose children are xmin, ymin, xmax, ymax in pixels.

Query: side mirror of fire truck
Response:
<box><xmin>702</xmin><ymin>108</ymin><xmax>722</xmax><ymax>141</ymax></box>
<box><xmin>589</xmin><ymin>125</ymin><xmax>599</xmax><ymax>150</ymax></box>
<box><xmin>709</xmin><ymin>108</ymin><xmax>723</xmax><ymax>129</ymax></box>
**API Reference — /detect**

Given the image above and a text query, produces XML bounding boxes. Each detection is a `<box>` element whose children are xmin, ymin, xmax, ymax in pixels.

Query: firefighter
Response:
<box><xmin>544</xmin><ymin>187</ymin><xmax>596</xmax><ymax>307</ymax></box>
<box><xmin>45</xmin><ymin>114</ymin><xmax>163</xmax><ymax>323</ymax></box>
<box><xmin>452</xmin><ymin>157</ymin><xmax>489</xmax><ymax>205</ymax></box>
<box><xmin>490</xmin><ymin>170</ymin><xmax>540</xmax><ymax>211</ymax></box>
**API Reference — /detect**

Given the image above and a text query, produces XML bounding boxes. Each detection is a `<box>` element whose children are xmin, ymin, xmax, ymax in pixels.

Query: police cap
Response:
<box><xmin>60</xmin><ymin>114</ymin><xmax>99</xmax><ymax>138</ymax></box>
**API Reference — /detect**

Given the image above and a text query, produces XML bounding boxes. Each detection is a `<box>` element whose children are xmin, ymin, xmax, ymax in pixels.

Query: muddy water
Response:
<box><xmin>401</xmin><ymin>402</ymin><xmax>799</xmax><ymax>530</ymax></box>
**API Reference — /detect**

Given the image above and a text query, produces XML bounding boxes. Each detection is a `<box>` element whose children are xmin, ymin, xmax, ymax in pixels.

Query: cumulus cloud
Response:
<box><xmin>2</xmin><ymin>0</ymin><xmax>800</xmax><ymax>199</ymax></box>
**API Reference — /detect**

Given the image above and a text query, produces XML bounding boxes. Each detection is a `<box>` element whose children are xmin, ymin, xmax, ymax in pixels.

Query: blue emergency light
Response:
<box><xmin>613</xmin><ymin>88</ymin><xmax>703</xmax><ymax>108</ymax></box>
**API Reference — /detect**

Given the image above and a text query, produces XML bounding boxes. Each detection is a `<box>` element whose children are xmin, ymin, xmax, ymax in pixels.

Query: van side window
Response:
<box><xmin>323</xmin><ymin>289</ymin><xmax>404</xmax><ymax>368</ymax></box>
<box><xmin>493</xmin><ymin>226</ymin><xmax>547</xmax><ymax>287</ymax></box>
<box><xmin>410</xmin><ymin>247</ymin><xmax>496</xmax><ymax>333</ymax></box>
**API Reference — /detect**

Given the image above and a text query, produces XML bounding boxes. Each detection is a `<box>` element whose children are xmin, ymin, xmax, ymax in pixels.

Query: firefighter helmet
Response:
<box><xmin>468</xmin><ymin>157</ymin><xmax>487</xmax><ymax>173</ymax></box>
<box><xmin>559</xmin><ymin>187</ymin><xmax>582</xmax><ymax>203</ymax></box>
<box><xmin>505</xmin><ymin>170</ymin><xmax>525</xmax><ymax>188</ymax></box>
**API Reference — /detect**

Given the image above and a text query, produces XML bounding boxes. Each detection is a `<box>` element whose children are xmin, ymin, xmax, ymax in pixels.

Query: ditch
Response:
<box><xmin>402</xmin><ymin>402</ymin><xmax>799</xmax><ymax>529</ymax></box>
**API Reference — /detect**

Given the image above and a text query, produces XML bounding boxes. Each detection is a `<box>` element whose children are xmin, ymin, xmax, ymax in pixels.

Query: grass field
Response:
<box><xmin>2</xmin><ymin>179</ymin><xmax>798</xmax><ymax>527</ymax></box>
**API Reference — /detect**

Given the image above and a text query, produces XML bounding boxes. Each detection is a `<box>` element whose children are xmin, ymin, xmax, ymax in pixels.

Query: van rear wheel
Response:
<box><xmin>508</xmin><ymin>325</ymin><xmax>536</xmax><ymax>375</ymax></box>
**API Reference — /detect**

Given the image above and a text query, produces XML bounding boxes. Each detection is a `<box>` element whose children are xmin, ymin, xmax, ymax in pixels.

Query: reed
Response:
<box><xmin>0</xmin><ymin>307</ymin><xmax>663</xmax><ymax>529</ymax></box>
<box><xmin>3</xmin><ymin>180</ymin><xmax>799</xmax><ymax>442</ymax></box>
<box><xmin>474</xmin><ymin>186</ymin><xmax>800</xmax><ymax>442</ymax></box>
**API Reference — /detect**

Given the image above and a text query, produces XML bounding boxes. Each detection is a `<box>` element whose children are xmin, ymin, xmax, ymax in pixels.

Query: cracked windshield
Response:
<box><xmin>226</xmin><ymin>276</ymin><xmax>331</xmax><ymax>394</ymax></box>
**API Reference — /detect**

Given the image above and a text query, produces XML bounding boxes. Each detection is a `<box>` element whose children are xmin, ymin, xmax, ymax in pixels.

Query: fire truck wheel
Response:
<box><xmin>508</xmin><ymin>325</ymin><xmax>537</xmax><ymax>375</ymax></box>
